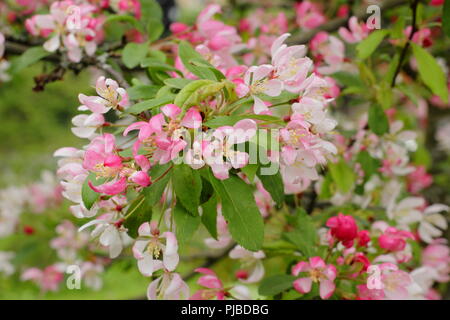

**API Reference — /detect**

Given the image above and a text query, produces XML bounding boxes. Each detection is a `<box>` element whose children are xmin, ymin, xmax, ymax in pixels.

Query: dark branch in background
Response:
<box><xmin>287</xmin><ymin>0</ymin><xmax>409</xmax><ymax>45</ymax></box>
<box><xmin>390</xmin><ymin>0</ymin><xmax>420</xmax><ymax>87</ymax></box>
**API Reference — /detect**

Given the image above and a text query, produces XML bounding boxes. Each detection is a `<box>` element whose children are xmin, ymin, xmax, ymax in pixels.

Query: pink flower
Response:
<box><xmin>295</xmin><ymin>1</ymin><xmax>326</xmax><ymax>30</ymax></box>
<box><xmin>326</xmin><ymin>213</ymin><xmax>358</xmax><ymax>247</ymax></box>
<box><xmin>406</xmin><ymin>166</ymin><xmax>432</xmax><ymax>194</ymax></box>
<box><xmin>338</xmin><ymin>16</ymin><xmax>370</xmax><ymax>43</ymax></box>
<box><xmin>190</xmin><ymin>268</ymin><xmax>227</xmax><ymax>300</ymax></box>
<box><xmin>118</xmin><ymin>0</ymin><xmax>142</xmax><ymax>19</ymax></box>
<box><xmin>124</xmin><ymin>104</ymin><xmax>201</xmax><ymax>164</ymax></box>
<box><xmin>243</xmin><ymin>65</ymin><xmax>283</xmax><ymax>113</ymax></box>
<box><xmin>422</xmin><ymin>241</ymin><xmax>450</xmax><ymax>282</ymax></box>
<box><xmin>21</xmin><ymin>265</ymin><xmax>64</xmax><ymax>292</ymax></box>
<box><xmin>358</xmin><ymin>263</ymin><xmax>412</xmax><ymax>300</ymax></box>
<box><xmin>378</xmin><ymin>227</ymin><xmax>415</xmax><ymax>252</ymax></box>
<box><xmin>357</xmin><ymin>230</ymin><xmax>371</xmax><ymax>247</ymax></box>
<box><xmin>133</xmin><ymin>222</ymin><xmax>179</xmax><ymax>276</ymax></box>
<box><xmin>203</xmin><ymin>119</ymin><xmax>257</xmax><ymax>180</ymax></box>
<box><xmin>292</xmin><ymin>257</ymin><xmax>337</xmax><ymax>299</ymax></box>
<box><xmin>0</xmin><ymin>32</ymin><xmax>4</xmax><ymax>59</ymax></box>
<box><xmin>78</xmin><ymin>76</ymin><xmax>129</xmax><ymax>114</ymax></box>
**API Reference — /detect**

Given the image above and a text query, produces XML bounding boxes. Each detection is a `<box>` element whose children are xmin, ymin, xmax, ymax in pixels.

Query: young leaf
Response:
<box><xmin>172</xmin><ymin>164</ymin><xmax>202</xmax><ymax>216</ymax></box>
<box><xmin>128</xmin><ymin>84</ymin><xmax>160</xmax><ymax>100</ymax></box>
<box><xmin>368</xmin><ymin>104</ymin><xmax>389</xmax><ymax>136</ymax></box>
<box><xmin>122</xmin><ymin>42</ymin><xmax>148</xmax><ymax>69</ymax></box>
<box><xmin>173</xmin><ymin>79</ymin><xmax>218</xmax><ymax>108</ymax></box>
<box><xmin>356</xmin><ymin>29</ymin><xmax>389</xmax><ymax>60</ymax></box>
<box><xmin>411</xmin><ymin>42</ymin><xmax>449</xmax><ymax>103</ymax></box>
<box><xmin>284</xmin><ymin>208</ymin><xmax>318</xmax><ymax>257</ymax></box>
<box><xmin>123</xmin><ymin>196</ymin><xmax>152</xmax><ymax>238</ymax></box>
<box><xmin>328</xmin><ymin>159</ymin><xmax>355</xmax><ymax>194</ymax></box>
<box><xmin>173</xmin><ymin>201</ymin><xmax>201</xmax><ymax>245</ymax></box>
<box><xmin>259</xmin><ymin>275</ymin><xmax>296</xmax><ymax>296</ymax></box>
<box><xmin>256</xmin><ymin>166</ymin><xmax>284</xmax><ymax>208</ymax></box>
<box><xmin>206</xmin><ymin>171</ymin><xmax>264</xmax><ymax>251</ymax></box>
<box><xmin>164</xmin><ymin>78</ymin><xmax>193</xmax><ymax>89</ymax></box>
<box><xmin>201</xmin><ymin>194</ymin><xmax>218</xmax><ymax>239</ymax></box>
<box><xmin>126</xmin><ymin>95</ymin><xmax>174</xmax><ymax>114</ymax></box>
<box><xmin>11</xmin><ymin>47</ymin><xmax>52</xmax><ymax>73</ymax></box>
<box><xmin>81</xmin><ymin>172</ymin><xmax>105</xmax><ymax>210</ymax></box>
<box><xmin>143</xmin><ymin>164</ymin><xmax>172</xmax><ymax>207</ymax></box>
<box><xmin>178</xmin><ymin>41</ymin><xmax>223</xmax><ymax>80</ymax></box>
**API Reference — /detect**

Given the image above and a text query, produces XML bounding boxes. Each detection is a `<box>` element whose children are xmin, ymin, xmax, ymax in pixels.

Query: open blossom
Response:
<box><xmin>50</xmin><ymin>220</ymin><xmax>89</xmax><ymax>261</ymax></box>
<box><xmin>326</xmin><ymin>213</ymin><xmax>358</xmax><ymax>248</ymax></box>
<box><xmin>229</xmin><ymin>245</ymin><xmax>265</xmax><ymax>283</ymax></box>
<box><xmin>79</xmin><ymin>213</ymin><xmax>130</xmax><ymax>258</ymax></box>
<box><xmin>21</xmin><ymin>265</ymin><xmax>65</xmax><ymax>292</ymax></box>
<box><xmin>148</xmin><ymin>271</ymin><xmax>189</xmax><ymax>300</ymax></box>
<box><xmin>80</xmin><ymin>261</ymin><xmax>104</xmax><ymax>291</ymax></box>
<box><xmin>295</xmin><ymin>1</ymin><xmax>326</xmax><ymax>30</ymax></box>
<box><xmin>79</xmin><ymin>76</ymin><xmax>129</xmax><ymax>114</ymax></box>
<box><xmin>292</xmin><ymin>257</ymin><xmax>337</xmax><ymax>299</ymax></box>
<box><xmin>124</xmin><ymin>104</ymin><xmax>201</xmax><ymax>164</ymax></box>
<box><xmin>310</xmin><ymin>31</ymin><xmax>347</xmax><ymax>75</ymax></box>
<box><xmin>422</xmin><ymin>241</ymin><xmax>450</xmax><ymax>282</ymax></box>
<box><xmin>203</xmin><ymin>119</ymin><xmax>257</xmax><ymax>180</ymax></box>
<box><xmin>25</xmin><ymin>1</ymin><xmax>102</xmax><ymax>62</ymax></box>
<box><xmin>358</xmin><ymin>263</ymin><xmax>412</xmax><ymax>300</ymax></box>
<box><xmin>71</xmin><ymin>113</ymin><xmax>105</xmax><ymax>139</ymax></box>
<box><xmin>338</xmin><ymin>16</ymin><xmax>370</xmax><ymax>43</ymax></box>
<box><xmin>418</xmin><ymin>204</ymin><xmax>448</xmax><ymax>244</ymax></box>
<box><xmin>133</xmin><ymin>222</ymin><xmax>179</xmax><ymax>277</ymax></box>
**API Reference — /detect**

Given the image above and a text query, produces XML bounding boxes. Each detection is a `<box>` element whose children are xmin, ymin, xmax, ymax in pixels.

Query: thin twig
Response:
<box><xmin>390</xmin><ymin>0</ymin><xmax>420</xmax><ymax>87</ymax></box>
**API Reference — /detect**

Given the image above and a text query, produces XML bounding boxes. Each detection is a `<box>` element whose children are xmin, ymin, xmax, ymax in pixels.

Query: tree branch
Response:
<box><xmin>390</xmin><ymin>0</ymin><xmax>420</xmax><ymax>87</ymax></box>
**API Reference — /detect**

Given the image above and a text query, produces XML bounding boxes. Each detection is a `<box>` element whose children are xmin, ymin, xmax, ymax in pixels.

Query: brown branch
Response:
<box><xmin>287</xmin><ymin>0</ymin><xmax>409</xmax><ymax>45</ymax></box>
<box><xmin>390</xmin><ymin>0</ymin><xmax>420</xmax><ymax>87</ymax></box>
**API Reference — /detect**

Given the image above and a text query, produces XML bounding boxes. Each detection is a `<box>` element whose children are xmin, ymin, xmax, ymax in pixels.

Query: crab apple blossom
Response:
<box><xmin>292</xmin><ymin>257</ymin><xmax>337</xmax><ymax>299</ymax></box>
<box><xmin>78</xmin><ymin>76</ymin><xmax>129</xmax><ymax>114</ymax></box>
<box><xmin>229</xmin><ymin>245</ymin><xmax>265</xmax><ymax>283</ymax></box>
<box><xmin>21</xmin><ymin>265</ymin><xmax>65</xmax><ymax>292</ymax></box>
<box><xmin>133</xmin><ymin>222</ymin><xmax>179</xmax><ymax>276</ymax></box>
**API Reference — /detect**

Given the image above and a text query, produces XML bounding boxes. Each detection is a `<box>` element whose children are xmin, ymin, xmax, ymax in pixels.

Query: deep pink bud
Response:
<box><xmin>326</xmin><ymin>213</ymin><xmax>358</xmax><ymax>245</ymax></box>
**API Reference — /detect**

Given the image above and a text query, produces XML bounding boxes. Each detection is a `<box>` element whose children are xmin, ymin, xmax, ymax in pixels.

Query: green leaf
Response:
<box><xmin>126</xmin><ymin>95</ymin><xmax>174</xmax><ymax>114</ymax></box>
<box><xmin>81</xmin><ymin>173</ymin><xmax>106</xmax><ymax>210</ymax></box>
<box><xmin>328</xmin><ymin>159</ymin><xmax>355</xmax><ymax>194</ymax></box>
<box><xmin>164</xmin><ymin>78</ymin><xmax>193</xmax><ymax>89</ymax></box>
<box><xmin>204</xmin><ymin>114</ymin><xmax>284</xmax><ymax>128</ymax></box>
<box><xmin>147</xmin><ymin>18</ymin><xmax>164</xmax><ymax>42</ymax></box>
<box><xmin>368</xmin><ymin>104</ymin><xmax>389</xmax><ymax>136</ymax></box>
<box><xmin>173</xmin><ymin>79</ymin><xmax>221</xmax><ymax>108</ymax></box>
<box><xmin>356</xmin><ymin>150</ymin><xmax>380</xmax><ymax>180</ymax></box>
<box><xmin>331</xmin><ymin>71</ymin><xmax>365</xmax><ymax>88</ymax></box>
<box><xmin>140</xmin><ymin>58</ymin><xmax>182</xmax><ymax>75</ymax></box>
<box><xmin>123</xmin><ymin>196</ymin><xmax>152</xmax><ymax>238</ymax></box>
<box><xmin>443</xmin><ymin>0</ymin><xmax>450</xmax><ymax>37</ymax></box>
<box><xmin>122</xmin><ymin>42</ymin><xmax>148</xmax><ymax>69</ymax></box>
<box><xmin>411</xmin><ymin>42</ymin><xmax>449</xmax><ymax>103</ymax></box>
<box><xmin>241</xmin><ymin>164</ymin><xmax>259</xmax><ymax>183</ymax></box>
<box><xmin>256</xmin><ymin>166</ymin><xmax>284</xmax><ymax>208</ymax></box>
<box><xmin>103</xmin><ymin>15</ymin><xmax>142</xmax><ymax>41</ymax></box>
<box><xmin>173</xmin><ymin>201</ymin><xmax>201</xmax><ymax>245</ymax></box>
<box><xmin>356</xmin><ymin>30</ymin><xmax>389</xmax><ymax>60</ymax></box>
<box><xmin>143</xmin><ymin>164</ymin><xmax>172</xmax><ymax>207</ymax></box>
<box><xmin>206</xmin><ymin>171</ymin><xmax>264</xmax><ymax>251</ymax></box>
<box><xmin>11</xmin><ymin>47</ymin><xmax>52</xmax><ymax>73</ymax></box>
<box><xmin>140</xmin><ymin>0</ymin><xmax>163</xmax><ymax>21</ymax></box>
<box><xmin>284</xmin><ymin>208</ymin><xmax>318</xmax><ymax>257</ymax></box>
<box><xmin>178</xmin><ymin>41</ymin><xmax>222</xmax><ymax>80</ymax></box>
<box><xmin>259</xmin><ymin>275</ymin><xmax>296</xmax><ymax>296</ymax></box>
<box><xmin>172</xmin><ymin>164</ymin><xmax>202</xmax><ymax>216</ymax></box>
<box><xmin>201</xmin><ymin>194</ymin><xmax>218</xmax><ymax>239</ymax></box>
<box><xmin>128</xmin><ymin>84</ymin><xmax>160</xmax><ymax>100</ymax></box>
